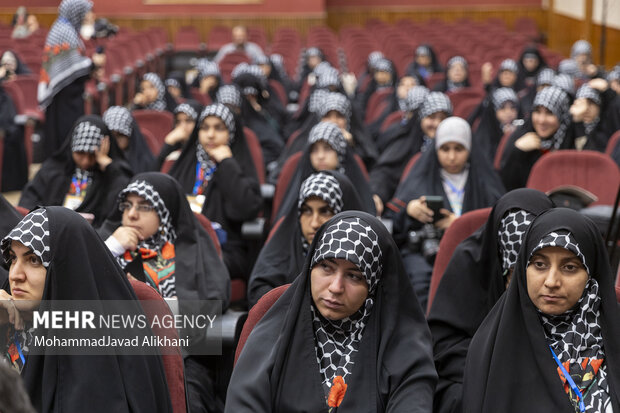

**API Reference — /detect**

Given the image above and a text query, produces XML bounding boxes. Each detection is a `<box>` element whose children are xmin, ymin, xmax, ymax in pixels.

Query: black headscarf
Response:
<box><xmin>273</xmin><ymin>122</ymin><xmax>375</xmax><ymax>221</ymax></box>
<box><xmin>462</xmin><ymin>208</ymin><xmax>620</xmax><ymax>412</ymax></box>
<box><xmin>227</xmin><ymin>211</ymin><xmax>437</xmax><ymax>412</ymax></box>
<box><xmin>406</xmin><ymin>44</ymin><xmax>443</xmax><ymax>79</ymax></box>
<box><xmin>248</xmin><ymin>171</ymin><xmax>368</xmax><ymax>306</ymax></box>
<box><xmin>98</xmin><ymin>172</ymin><xmax>230</xmax><ymax>307</ymax></box>
<box><xmin>0</xmin><ymin>194</ymin><xmax>22</xmax><ymax>285</ymax></box>
<box><xmin>517</xmin><ymin>45</ymin><xmax>548</xmax><ymax>91</ymax></box>
<box><xmin>428</xmin><ymin>188</ymin><xmax>554</xmax><ymax>413</ymax></box>
<box><xmin>1</xmin><ymin>206</ymin><xmax>172</xmax><ymax>412</ymax></box>
<box><xmin>433</xmin><ymin>56</ymin><xmax>471</xmax><ymax>93</ymax></box>
<box><xmin>18</xmin><ymin>115</ymin><xmax>133</xmax><ymax>228</ymax></box>
<box><xmin>103</xmin><ymin>106</ymin><xmax>156</xmax><ymax>173</ymax></box>
<box><xmin>386</xmin><ymin>123</ymin><xmax>505</xmax><ymax>246</ymax></box>
<box><xmin>0</xmin><ymin>84</ymin><xmax>28</xmax><ymax>192</ymax></box>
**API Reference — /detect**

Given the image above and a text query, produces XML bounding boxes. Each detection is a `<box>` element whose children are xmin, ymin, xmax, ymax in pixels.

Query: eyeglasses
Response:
<box><xmin>119</xmin><ymin>201</ymin><xmax>155</xmax><ymax>213</ymax></box>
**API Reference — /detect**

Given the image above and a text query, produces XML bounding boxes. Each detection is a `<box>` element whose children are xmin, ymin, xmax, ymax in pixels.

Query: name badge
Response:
<box><xmin>63</xmin><ymin>194</ymin><xmax>85</xmax><ymax>210</ymax></box>
<box><xmin>186</xmin><ymin>194</ymin><xmax>206</xmax><ymax>214</ymax></box>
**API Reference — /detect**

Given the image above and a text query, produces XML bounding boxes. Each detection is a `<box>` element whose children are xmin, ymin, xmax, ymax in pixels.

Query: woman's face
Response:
<box><xmin>527</xmin><ymin>246</ymin><xmax>589</xmax><ymax>315</ymax></box>
<box><xmin>308</xmin><ymin>55</ymin><xmax>322</xmax><ymax>69</ymax></box>
<box><xmin>416</xmin><ymin>54</ymin><xmax>431</xmax><ymax>67</ymax></box>
<box><xmin>311</xmin><ymin>258</ymin><xmax>369</xmax><ymax>320</ymax></box>
<box><xmin>310</xmin><ymin>141</ymin><xmax>339</xmax><ymax>171</ymax></box>
<box><xmin>523</xmin><ymin>56</ymin><xmax>539</xmax><ymax>72</ymax></box>
<box><xmin>72</xmin><ymin>151</ymin><xmax>96</xmax><ymax>171</ymax></box>
<box><xmin>121</xmin><ymin>193</ymin><xmax>160</xmax><ymax>240</ymax></box>
<box><xmin>112</xmin><ymin>131</ymin><xmax>130</xmax><ymax>151</ymax></box>
<box><xmin>496</xmin><ymin>102</ymin><xmax>518</xmax><ymax>126</ymax></box>
<box><xmin>498</xmin><ymin>70</ymin><xmax>517</xmax><ymax>88</ymax></box>
<box><xmin>421</xmin><ymin>111</ymin><xmax>448</xmax><ymax>138</ymax></box>
<box><xmin>198</xmin><ymin>116</ymin><xmax>230</xmax><ymax>150</ymax></box>
<box><xmin>321</xmin><ymin>111</ymin><xmax>347</xmax><ymax>131</ymax></box>
<box><xmin>299</xmin><ymin>197</ymin><xmax>334</xmax><ymax>244</ymax></box>
<box><xmin>1</xmin><ymin>52</ymin><xmax>17</xmax><ymax>73</ymax></box>
<box><xmin>374</xmin><ymin>70</ymin><xmax>392</xmax><ymax>86</ymax></box>
<box><xmin>140</xmin><ymin>80</ymin><xmax>159</xmax><ymax>104</ymax></box>
<box><xmin>448</xmin><ymin>62</ymin><xmax>467</xmax><ymax>83</ymax></box>
<box><xmin>397</xmin><ymin>76</ymin><xmax>417</xmax><ymax>100</ymax></box>
<box><xmin>167</xmin><ymin>85</ymin><xmax>181</xmax><ymax>100</ymax></box>
<box><xmin>532</xmin><ymin>106</ymin><xmax>560</xmax><ymax>139</ymax></box>
<box><xmin>581</xmin><ymin>99</ymin><xmax>601</xmax><ymax>124</ymax></box>
<box><xmin>437</xmin><ymin>142</ymin><xmax>469</xmax><ymax>174</ymax></box>
<box><xmin>175</xmin><ymin>113</ymin><xmax>196</xmax><ymax>136</ymax></box>
<box><xmin>259</xmin><ymin>63</ymin><xmax>272</xmax><ymax>78</ymax></box>
<box><xmin>7</xmin><ymin>241</ymin><xmax>47</xmax><ymax>311</ymax></box>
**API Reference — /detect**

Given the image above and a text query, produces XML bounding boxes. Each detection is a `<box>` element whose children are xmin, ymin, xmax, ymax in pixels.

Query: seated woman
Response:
<box><xmin>472</xmin><ymin>87</ymin><xmax>520</xmax><ymax>162</ymax></box>
<box><xmin>103</xmin><ymin>106</ymin><xmax>156</xmax><ymax>173</ymax></box>
<box><xmin>191</xmin><ymin>59</ymin><xmax>221</xmax><ymax>105</ymax></box>
<box><xmin>462</xmin><ymin>207</ymin><xmax>620</xmax><ymax>412</ymax></box>
<box><xmin>500</xmin><ymin>85</ymin><xmax>574</xmax><ymax>191</ymax></box>
<box><xmin>516</xmin><ymin>45</ymin><xmax>548</xmax><ymax>91</ymax></box>
<box><xmin>434</xmin><ymin>56</ymin><xmax>470</xmax><ymax>93</ymax></box>
<box><xmin>370</xmin><ymin>90</ymin><xmax>450</xmax><ymax>215</ymax></box>
<box><xmin>406</xmin><ymin>44</ymin><xmax>443</xmax><ymax>80</ymax></box>
<box><xmin>19</xmin><ymin>115</ymin><xmax>132</xmax><ymax>227</ymax></box>
<box><xmin>248</xmin><ymin>171</ymin><xmax>367</xmax><ymax>306</ymax></box>
<box><xmin>156</xmin><ymin>102</ymin><xmax>201</xmax><ymax>170</ymax></box>
<box><xmin>168</xmin><ymin>103</ymin><xmax>262</xmax><ymax>281</ymax></box>
<box><xmin>227</xmin><ymin>211</ymin><xmax>437</xmax><ymax>412</ymax></box>
<box><xmin>481</xmin><ymin>59</ymin><xmax>521</xmax><ymax>93</ymax></box>
<box><xmin>0</xmin><ymin>206</ymin><xmax>172</xmax><ymax>412</ymax></box>
<box><xmin>357</xmin><ymin>57</ymin><xmax>397</xmax><ymax>119</ymax></box>
<box><xmin>428</xmin><ymin>188</ymin><xmax>554</xmax><ymax>413</ymax></box>
<box><xmin>386</xmin><ymin>117</ymin><xmax>504</xmax><ymax>309</ymax></box>
<box><xmin>570</xmin><ymin>81</ymin><xmax>620</xmax><ymax>152</ymax></box>
<box><xmin>0</xmin><ymin>194</ymin><xmax>22</xmax><ymax>286</ymax></box>
<box><xmin>0</xmin><ymin>82</ymin><xmax>28</xmax><ymax>192</ymax></box>
<box><xmin>274</xmin><ymin>121</ymin><xmax>375</xmax><ymax>221</ymax></box>
<box><xmin>132</xmin><ymin>72</ymin><xmax>177</xmax><ymax>112</ymax></box>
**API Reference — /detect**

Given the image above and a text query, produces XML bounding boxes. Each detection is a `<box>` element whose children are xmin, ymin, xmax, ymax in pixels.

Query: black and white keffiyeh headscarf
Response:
<box><xmin>416</xmin><ymin>45</ymin><xmax>431</xmax><ymax>57</ymax></box>
<box><xmin>367</xmin><ymin>51</ymin><xmax>384</xmax><ymax>69</ymax></box>
<box><xmin>553</xmin><ymin>73</ymin><xmax>575</xmax><ymax>96</ymax></box>
<box><xmin>530</xmin><ymin>230</ymin><xmax>610</xmax><ymax>413</ymax></box>
<box><xmin>571</xmin><ymin>40</ymin><xmax>592</xmax><ymax>58</ymax></box>
<box><xmin>316</xmin><ymin>67</ymin><xmax>340</xmax><ymax>90</ymax></box>
<box><xmin>71</xmin><ymin>120</ymin><xmax>104</xmax><ymax>153</ymax></box>
<box><xmin>308</xmin><ymin>122</ymin><xmax>348</xmax><ymax>169</ymax></box>
<box><xmin>447</xmin><ymin>56</ymin><xmax>468</xmax><ymax>70</ymax></box>
<box><xmin>537</xmin><ymin>68</ymin><xmax>556</xmax><ymax>87</ymax></box>
<box><xmin>497</xmin><ymin>209</ymin><xmax>535</xmax><ymax>274</ymax></box>
<box><xmin>403</xmin><ymin>85</ymin><xmax>430</xmax><ymax>114</ymax></box>
<box><xmin>216</xmin><ymin>85</ymin><xmax>243</xmax><ymax>110</ymax></box>
<box><xmin>199</xmin><ymin>103</ymin><xmax>236</xmax><ymax>138</ymax></box>
<box><xmin>310</xmin><ymin>217</ymin><xmax>383</xmax><ymax>393</ymax></box>
<box><xmin>38</xmin><ymin>0</ymin><xmax>93</xmax><ymax>108</ymax></box>
<box><xmin>142</xmin><ymin>73</ymin><xmax>166</xmax><ymax>111</ymax></box>
<box><xmin>419</xmin><ymin>92</ymin><xmax>453</xmax><ymax>120</ymax></box>
<box><xmin>174</xmin><ymin>103</ymin><xmax>198</xmax><ymax>121</ymax></box>
<box><xmin>195</xmin><ymin>58</ymin><xmax>220</xmax><ymax>79</ymax></box>
<box><xmin>576</xmin><ymin>84</ymin><xmax>601</xmax><ymax>134</ymax></box>
<box><xmin>103</xmin><ymin>106</ymin><xmax>133</xmax><ymax>137</ymax></box>
<box><xmin>607</xmin><ymin>68</ymin><xmax>620</xmax><ymax>83</ymax></box>
<box><xmin>499</xmin><ymin>59</ymin><xmax>519</xmax><ymax>74</ymax></box>
<box><xmin>373</xmin><ymin>58</ymin><xmax>393</xmax><ymax>75</ymax></box>
<box><xmin>316</xmin><ymin>92</ymin><xmax>351</xmax><ymax>123</ymax></box>
<box><xmin>308</xmin><ymin>89</ymin><xmax>329</xmax><ymax>114</ymax></box>
<box><xmin>533</xmin><ymin>86</ymin><xmax>571</xmax><ymax>150</ymax></box>
<box><xmin>298</xmin><ymin>172</ymin><xmax>344</xmax><ymax>215</ymax></box>
<box><xmin>165</xmin><ymin>78</ymin><xmax>180</xmax><ymax>89</ymax></box>
<box><xmin>2</xmin><ymin>209</ymin><xmax>51</xmax><ymax>269</ymax></box>
<box><xmin>313</xmin><ymin>61</ymin><xmax>332</xmax><ymax>77</ymax></box>
<box><xmin>558</xmin><ymin>60</ymin><xmax>580</xmax><ymax>79</ymax></box>
<box><xmin>492</xmin><ymin>87</ymin><xmax>518</xmax><ymax>111</ymax></box>
<box><xmin>117</xmin><ymin>180</ymin><xmax>176</xmax><ymax>254</ymax></box>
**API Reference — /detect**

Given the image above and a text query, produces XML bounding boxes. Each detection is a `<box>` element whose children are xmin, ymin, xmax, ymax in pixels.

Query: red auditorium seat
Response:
<box><xmin>269</xmin><ymin>79</ymin><xmax>288</xmax><ymax>106</ymax></box>
<box><xmin>526</xmin><ymin>150</ymin><xmax>620</xmax><ymax>206</ymax></box>
<box><xmin>174</xmin><ymin>26</ymin><xmax>204</xmax><ymax>52</ymax></box>
<box><xmin>605</xmin><ymin>130</ymin><xmax>620</xmax><ymax>157</ymax></box>
<box><xmin>133</xmin><ymin>110</ymin><xmax>174</xmax><ymax>152</ymax></box>
<box><xmin>243</xmin><ymin>127</ymin><xmax>265</xmax><ymax>185</ymax></box>
<box><xmin>140</xmin><ymin>128</ymin><xmax>159</xmax><ymax>156</ymax></box>
<box><xmin>427</xmin><ymin>207</ymin><xmax>492</xmax><ymax>313</ymax></box>
<box><xmin>129</xmin><ymin>279</ymin><xmax>186</xmax><ymax>413</ymax></box>
<box><xmin>234</xmin><ymin>284</ymin><xmax>290</xmax><ymax>365</ymax></box>
<box><xmin>364</xmin><ymin>87</ymin><xmax>394</xmax><ymax>124</ymax></box>
<box><xmin>193</xmin><ymin>212</ymin><xmax>222</xmax><ymax>258</ymax></box>
<box><xmin>453</xmin><ymin>97</ymin><xmax>481</xmax><ymax>119</ymax></box>
<box><xmin>399</xmin><ymin>152</ymin><xmax>423</xmax><ymax>184</ymax></box>
<box><xmin>218</xmin><ymin>51</ymin><xmax>251</xmax><ymax>83</ymax></box>
<box><xmin>271</xmin><ymin>151</ymin><xmax>302</xmax><ymax>221</ymax></box>
<box><xmin>493</xmin><ymin>131</ymin><xmax>512</xmax><ymax>170</ymax></box>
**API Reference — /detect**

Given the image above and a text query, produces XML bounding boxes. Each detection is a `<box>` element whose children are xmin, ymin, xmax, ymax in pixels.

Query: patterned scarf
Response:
<box><xmin>576</xmin><ymin>85</ymin><xmax>601</xmax><ymax>135</ymax></box>
<box><xmin>419</xmin><ymin>92</ymin><xmax>453</xmax><ymax>120</ymax></box>
<box><xmin>531</xmin><ymin>230</ymin><xmax>610</xmax><ymax>413</ymax></box>
<box><xmin>116</xmin><ymin>181</ymin><xmax>177</xmax><ymax>297</ymax></box>
<box><xmin>533</xmin><ymin>86</ymin><xmax>571</xmax><ymax>150</ymax></box>
<box><xmin>310</xmin><ymin>217</ymin><xmax>383</xmax><ymax>397</ymax></box>
<box><xmin>308</xmin><ymin>122</ymin><xmax>348</xmax><ymax>172</ymax></box>
<box><xmin>103</xmin><ymin>106</ymin><xmax>133</xmax><ymax>137</ymax></box>
<box><xmin>497</xmin><ymin>209</ymin><xmax>536</xmax><ymax>274</ymax></box>
<box><xmin>142</xmin><ymin>73</ymin><xmax>167</xmax><ymax>111</ymax></box>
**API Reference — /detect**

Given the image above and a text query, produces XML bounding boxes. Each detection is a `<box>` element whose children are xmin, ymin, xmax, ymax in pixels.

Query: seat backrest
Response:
<box><xmin>9</xmin><ymin>74</ymin><xmax>39</xmax><ymax>110</ymax></box>
<box><xmin>234</xmin><ymin>283</ymin><xmax>290</xmax><ymax>365</ymax></box>
<box><xmin>129</xmin><ymin>279</ymin><xmax>186</xmax><ymax>413</ymax></box>
<box><xmin>526</xmin><ymin>150</ymin><xmax>620</xmax><ymax>206</ymax></box>
<box><xmin>454</xmin><ymin>97</ymin><xmax>481</xmax><ymax>119</ymax></box>
<box><xmin>271</xmin><ymin>151</ymin><xmax>302</xmax><ymax>221</ymax></box>
<box><xmin>269</xmin><ymin>79</ymin><xmax>288</xmax><ymax>106</ymax></box>
<box><xmin>427</xmin><ymin>207</ymin><xmax>492</xmax><ymax>313</ymax></box>
<box><xmin>265</xmin><ymin>215</ymin><xmax>285</xmax><ymax>245</ymax></box>
<box><xmin>605</xmin><ymin>129</ymin><xmax>620</xmax><ymax>156</ymax></box>
<box><xmin>140</xmin><ymin>128</ymin><xmax>160</xmax><ymax>155</ymax></box>
<box><xmin>380</xmin><ymin>110</ymin><xmax>404</xmax><ymax>133</ymax></box>
<box><xmin>193</xmin><ymin>212</ymin><xmax>222</xmax><ymax>258</ymax></box>
<box><xmin>243</xmin><ymin>127</ymin><xmax>265</xmax><ymax>185</ymax></box>
<box><xmin>133</xmin><ymin>110</ymin><xmax>174</xmax><ymax>149</ymax></box>
<box><xmin>493</xmin><ymin>131</ymin><xmax>512</xmax><ymax>170</ymax></box>
<box><xmin>399</xmin><ymin>152</ymin><xmax>422</xmax><ymax>184</ymax></box>
<box><xmin>364</xmin><ymin>87</ymin><xmax>394</xmax><ymax>124</ymax></box>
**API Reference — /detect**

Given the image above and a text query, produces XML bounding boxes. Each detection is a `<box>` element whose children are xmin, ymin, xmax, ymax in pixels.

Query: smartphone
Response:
<box><xmin>424</xmin><ymin>196</ymin><xmax>444</xmax><ymax>223</ymax></box>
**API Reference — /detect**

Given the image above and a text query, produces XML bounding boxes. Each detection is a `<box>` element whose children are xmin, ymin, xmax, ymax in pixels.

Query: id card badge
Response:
<box><xmin>63</xmin><ymin>194</ymin><xmax>85</xmax><ymax>210</ymax></box>
<box><xmin>187</xmin><ymin>194</ymin><xmax>206</xmax><ymax>214</ymax></box>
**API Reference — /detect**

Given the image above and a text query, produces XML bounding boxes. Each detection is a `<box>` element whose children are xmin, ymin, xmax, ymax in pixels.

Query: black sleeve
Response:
<box><xmin>214</xmin><ymin>157</ymin><xmax>262</xmax><ymax>222</ymax></box>
<box><xmin>499</xmin><ymin>138</ymin><xmax>534</xmax><ymax>191</ymax></box>
<box><xmin>247</xmin><ymin>243</ymin><xmax>292</xmax><ymax>307</ymax></box>
<box><xmin>97</xmin><ymin>161</ymin><xmax>133</xmax><ymax>225</ymax></box>
<box><xmin>18</xmin><ymin>174</ymin><xmax>46</xmax><ymax>209</ymax></box>
<box><xmin>369</xmin><ymin>141</ymin><xmax>411</xmax><ymax>203</ymax></box>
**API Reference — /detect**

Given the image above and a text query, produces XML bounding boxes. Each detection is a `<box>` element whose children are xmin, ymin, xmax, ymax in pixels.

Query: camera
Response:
<box><xmin>408</xmin><ymin>224</ymin><xmax>442</xmax><ymax>263</ymax></box>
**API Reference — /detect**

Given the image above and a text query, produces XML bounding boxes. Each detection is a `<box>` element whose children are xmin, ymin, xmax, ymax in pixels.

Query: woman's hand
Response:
<box><xmin>206</xmin><ymin>145</ymin><xmax>233</xmax><ymax>163</ymax></box>
<box><xmin>589</xmin><ymin>78</ymin><xmax>608</xmax><ymax>92</ymax></box>
<box><xmin>133</xmin><ymin>92</ymin><xmax>146</xmax><ymax>106</ymax></box>
<box><xmin>570</xmin><ymin>98</ymin><xmax>588</xmax><ymax>122</ymax></box>
<box><xmin>95</xmin><ymin>136</ymin><xmax>113</xmax><ymax>170</ymax></box>
<box><xmin>0</xmin><ymin>290</ymin><xmax>24</xmax><ymax>330</ymax></box>
<box><xmin>406</xmin><ymin>196</ymin><xmax>434</xmax><ymax>223</ymax></box>
<box><xmin>112</xmin><ymin>227</ymin><xmax>142</xmax><ymax>251</ymax></box>
<box><xmin>481</xmin><ymin>62</ymin><xmax>493</xmax><ymax>85</ymax></box>
<box><xmin>372</xmin><ymin>194</ymin><xmax>384</xmax><ymax>217</ymax></box>
<box><xmin>164</xmin><ymin>125</ymin><xmax>190</xmax><ymax>146</ymax></box>
<box><xmin>435</xmin><ymin>208</ymin><xmax>457</xmax><ymax>230</ymax></box>
<box><xmin>515</xmin><ymin>132</ymin><xmax>541</xmax><ymax>152</ymax></box>
<box><xmin>342</xmin><ymin>129</ymin><xmax>354</xmax><ymax>145</ymax></box>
